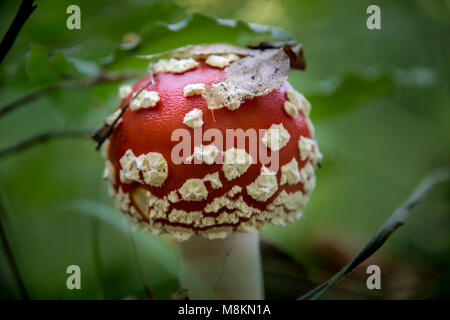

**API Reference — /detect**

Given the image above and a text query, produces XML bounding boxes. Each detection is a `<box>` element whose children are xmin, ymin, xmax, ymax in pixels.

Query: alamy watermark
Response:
<box><xmin>66</xmin><ymin>5</ymin><xmax>81</xmax><ymax>30</ymax></box>
<box><xmin>171</xmin><ymin>127</ymin><xmax>281</xmax><ymax>173</ymax></box>
<box><xmin>366</xmin><ymin>265</ymin><xmax>381</xmax><ymax>290</ymax></box>
<box><xmin>66</xmin><ymin>265</ymin><xmax>81</xmax><ymax>290</ymax></box>
<box><xmin>366</xmin><ymin>5</ymin><xmax>381</xmax><ymax>30</ymax></box>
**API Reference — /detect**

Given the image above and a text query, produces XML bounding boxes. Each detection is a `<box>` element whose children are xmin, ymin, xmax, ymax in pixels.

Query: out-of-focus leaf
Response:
<box><xmin>50</xmin><ymin>53</ymin><xmax>83</xmax><ymax>79</ymax></box>
<box><xmin>64</xmin><ymin>57</ymin><xmax>100</xmax><ymax>77</ymax></box>
<box><xmin>26</xmin><ymin>43</ymin><xmax>60</xmax><ymax>85</ymax></box>
<box><xmin>307</xmin><ymin>65</ymin><xmax>437</xmax><ymax>119</ymax></box>
<box><xmin>111</xmin><ymin>13</ymin><xmax>293</xmax><ymax>71</ymax></box>
<box><xmin>60</xmin><ymin>39</ymin><xmax>117</xmax><ymax>66</ymax></box>
<box><xmin>309</xmin><ymin>68</ymin><xmax>393</xmax><ymax>119</ymax></box>
<box><xmin>20</xmin><ymin>199</ymin><xmax>179</xmax><ymax>277</ymax></box>
<box><xmin>26</xmin><ymin>44</ymin><xmax>97</xmax><ymax>85</ymax></box>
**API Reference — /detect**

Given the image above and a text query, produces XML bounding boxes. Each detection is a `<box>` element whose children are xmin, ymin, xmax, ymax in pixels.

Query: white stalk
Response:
<box><xmin>179</xmin><ymin>232</ymin><xmax>264</xmax><ymax>300</ymax></box>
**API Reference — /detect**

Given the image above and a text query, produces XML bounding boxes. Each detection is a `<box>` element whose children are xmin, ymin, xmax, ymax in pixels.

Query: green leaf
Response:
<box><xmin>50</xmin><ymin>53</ymin><xmax>82</xmax><ymax>79</ymax></box>
<box><xmin>26</xmin><ymin>43</ymin><xmax>60</xmax><ymax>85</ymax></box>
<box><xmin>110</xmin><ymin>13</ymin><xmax>293</xmax><ymax>71</ymax></box>
<box><xmin>60</xmin><ymin>39</ymin><xmax>117</xmax><ymax>66</ymax></box>
<box><xmin>309</xmin><ymin>66</ymin><xmax>395</xmax><ymax>119</ymax></box>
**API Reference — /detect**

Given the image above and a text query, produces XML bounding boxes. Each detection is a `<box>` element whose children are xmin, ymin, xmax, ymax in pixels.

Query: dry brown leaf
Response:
<box><xmin>137</xmin><ymin>42</ymin><xmax>306</xmax><ymax>70</ymax></box>
<box><xmin>282</xmin><ymin>44</ymin><xmax>306</xmax><ymax>70</ymax></box>
<box><xmin>202</xmin><ymin>48</ymin><xmax>290</xmax><ymax>110</ymax></box>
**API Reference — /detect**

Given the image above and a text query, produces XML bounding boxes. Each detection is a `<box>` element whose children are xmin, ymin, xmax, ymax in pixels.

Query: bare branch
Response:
<box><xmin>0</xmin><ymin>0</ymin><xmax>37</xmax><ymax>65</ymax></box>
<box><xmin>0</xmin><ymin>85</ymin><xmax>56</xmax><ymax>118</ymax></box>
<box><xmin>0</xmin><ymin>130</ymin><xmax>91</xmax><ymax>158</ymax></box>
<box><xmin>0</xmin><ymin>71</ymin><xmax>135</xmax><ymax>118</ymax></box>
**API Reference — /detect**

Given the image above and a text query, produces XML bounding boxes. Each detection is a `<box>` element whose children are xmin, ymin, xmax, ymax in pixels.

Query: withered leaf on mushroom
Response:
<box><xmin>96</xmin><ymin>42</ymin><xmax>321</xmax><ymax>241</ymax></box>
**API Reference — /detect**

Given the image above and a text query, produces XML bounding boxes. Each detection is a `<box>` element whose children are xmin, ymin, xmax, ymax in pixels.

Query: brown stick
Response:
<box><xmin>0</xmin><ymin>0</ymin><xmax>37</xmax><ymax>65</ymax></box>
<box><xmin>91</xmin><ymin>75</ymin><xmax>154</xmax><ymax>150</ymax></box>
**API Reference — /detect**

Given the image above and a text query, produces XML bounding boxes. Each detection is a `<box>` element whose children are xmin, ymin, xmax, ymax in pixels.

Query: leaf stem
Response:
<box><xmin>299</xmin><ymin>167</ymin><xmax>450</xmax><ymax>300</ymax></box>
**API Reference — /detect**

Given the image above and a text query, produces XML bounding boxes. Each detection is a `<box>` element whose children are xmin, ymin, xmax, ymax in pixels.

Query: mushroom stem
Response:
<box><xmin>179</xmin><ymin>232</ymin><xmax>264</xmax><ymax>299</ymax></box>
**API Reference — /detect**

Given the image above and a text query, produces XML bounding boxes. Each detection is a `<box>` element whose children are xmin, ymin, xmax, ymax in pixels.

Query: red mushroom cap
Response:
<box><xmin>103</xmin><ymin>46</ymin><xmax>322</xmax><ymax>241</ymax></box>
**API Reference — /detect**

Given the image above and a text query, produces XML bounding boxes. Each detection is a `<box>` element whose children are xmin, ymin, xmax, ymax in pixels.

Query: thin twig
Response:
<box><xmin>0</xmin><ymin>85</ymin><xmax>56</xmax><ymax>118</ymax></box>
<box><xmin>0</xmin><ymin>201</ymin><xmax>29</xmax><ymax>299</ymax></box>
<box><xmin>299</xmin><ymin>167</ymin><xmax>450</xmax><ymax>300</ymax></box>
<box><xmin>214</xmin><ymin>245</ymin><xmax>235</xmax><ymax>296</ymax></box>
<box><xmin>0</xmin><ymin>130</ymin><xmax>90</xmax><ymax>158</ymax></box>
<box><xmin>91</xmin><ymin>76</ymin><xmax>154</xmax><ymax>150</ymax></box>
<box><xmin>0</xmin><ymin>0</ymin><xmax>37</xmax><ymax>65</ymax></box>
<box><xmin>127</xmin><ymin>223</ymin><xmax>153</xmax><ymax>299</ymax></box>
<box><xmin>0</xmin><ymin>71</ymin><xmax>135</xmax><ymax>118</ymax></box>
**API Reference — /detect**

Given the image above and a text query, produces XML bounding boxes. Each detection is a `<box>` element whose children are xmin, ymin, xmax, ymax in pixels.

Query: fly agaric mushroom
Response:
<box><xmin>98</xmin><ymin>43</ymin><xmax>321</xmax><ymax>299</ymax></box>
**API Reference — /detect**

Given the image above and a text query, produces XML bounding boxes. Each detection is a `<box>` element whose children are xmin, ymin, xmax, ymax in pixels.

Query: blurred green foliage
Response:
<box><xmin>0</xmin><ymin>0</ymin><xmax>449</xmax><ymax>299</ymax></box>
